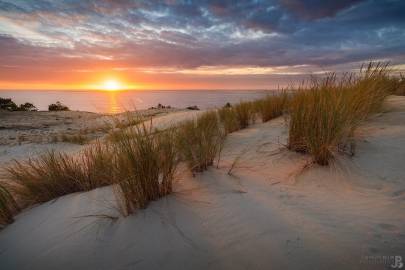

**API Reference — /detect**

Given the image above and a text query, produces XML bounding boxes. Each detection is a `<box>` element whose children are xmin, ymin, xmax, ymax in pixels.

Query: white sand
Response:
<box><xmin>0</xmin><ymin>97</ymin><xmax>404</xmax><ymax>269</ymax></box>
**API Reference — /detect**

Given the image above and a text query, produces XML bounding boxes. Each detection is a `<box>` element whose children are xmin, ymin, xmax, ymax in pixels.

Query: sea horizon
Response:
<box><xmin>0</xmin><ymin>89</ymin><xmax>273</xmax><ymax>113</ymax></box>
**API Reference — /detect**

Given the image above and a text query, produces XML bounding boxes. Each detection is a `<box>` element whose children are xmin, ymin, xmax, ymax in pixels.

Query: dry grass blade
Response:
<box><xmin>233</xmin><ymin>101</ymin><xmax>255</xmax><ymax>129</ymax></box>
<box><xmin>5</xmin><ymin>143</ymin><xmax>115</xmax><ymax>205</ymax></box>
<box><xmin>111</xmin><ymin>120</ymin><xmax>179</xmax><ymax>216</ymax></box>
<box><xmin>176</xmin><ymin>111</ymin><xmax>225</xmax><ymax>173</ymax></box>
<box><xmin>254</xmin><ymin>91</ymin><xmax>289</xmax><ymax>122</ymax></box>
<box><xmin>0</xmin><ymin>183</ymin><xmax>19</xmax><ymax>227</ymax></box>
<box><xmin>287</xmin><ymin>62</ymin><xmax>392</xmax><ymax>165</ymax></box>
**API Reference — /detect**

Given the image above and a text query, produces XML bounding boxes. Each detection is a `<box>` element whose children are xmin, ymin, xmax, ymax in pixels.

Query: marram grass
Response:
<box><xmin>287</xmin><ymin>62</ymin><xmax>392</xmax><ymax>165</ymax></box>
<box><xmin>110</xmin><ymin>121</ymin><xmax>179</xmax><ymax>215</ymax></box>
<box><xmin>176</xmin><ymin>111</ymin><xmax>225</xmax><ymax>173</ymax></box>
<box><xmin>0</xmin><ymin>183</ymin><xmax>19</xmax><ymax>227</ymax></box>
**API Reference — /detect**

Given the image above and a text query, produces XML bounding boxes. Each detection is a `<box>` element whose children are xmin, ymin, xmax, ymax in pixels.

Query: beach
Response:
<box><xmin>0</xmin><ymin>96</ymin><xmax>404</xmax><ymax>269</ymax></box>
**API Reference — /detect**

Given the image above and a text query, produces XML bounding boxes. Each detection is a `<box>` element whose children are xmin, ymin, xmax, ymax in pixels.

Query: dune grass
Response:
<box><xmin>0</xmin><ymin>183</ymin><xmax>19</xmax><ymax>227</ymax></box>
<box><xmin>386</xmin><ymin>74</ymin><xmax>405</xmax><ymax>96</ymax></box>
<box><xmin>218</xmin><ymin>106</ymin><xmax>240</xmax><ymax>134</ymax></box>
<box><xmin>111</xmin><ymin>121</ymin><xmax>179</xmax><ymax>215</ymax></box>
<box><xmin>5</xmin><ymin>142</ymin><xmax>114</xmax><ymax>205</ymax></box>
<box><xmin>254</xmin><ymin>91</ymin><xmax>289</xmax><ymax>123</ymax></box>
<box><xmin>287</xmin><ymin>62</ymin><xmax>392</xmax><ymax>165</ymax></box>
<box><xmin>176</xmin><ymin>111</ymin><xmax>225</xmax><ymax>173</ymax></box>
<box><xmin>233</xmin><ymin>101</ymin><xmax>255</xmax><ymax>129</ymax></box>
<box><xmin>60</xmin><ymin>133</ymin><xmax>89</xmax><ymax>145</ymax></box>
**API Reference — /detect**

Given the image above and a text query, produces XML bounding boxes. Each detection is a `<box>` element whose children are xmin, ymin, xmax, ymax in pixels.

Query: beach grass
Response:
<box><xmin>0</xmin><ymin>183</ymin><xmax>19</xmax><ymax>227</ymax></box>
<box><xmin>233</xmin><ymin>101</ymin><xmax>255</xmax><ymax>129</ymax></box>
<box><xmin>5</xmin><ymin>142</ymin><xmax>114</xmax><ymax>205</ymax></box>
<box><xmin>60</xmin><ymin>133</ymin><xmax>89</xmax><ymax>145</ymax></box>
<box><xmin>218</xmin><ymin>106</ymin><xmax>240</xmax><ymax>134</ymax></box>
<box><xmin>176</xmin><ymin>111</ymin><xmax>224</xmax><ymax>172</ymax></box>
<box><xmin>287</xmin><ymin>62</ymin><xmax>392</xmax><ymax>165</ymax></box>
<box><xmin>111</xmin><ymin>121</ymin><xmax>179</xmax><ymax>215</ymax></box>
<box><xmin>254</xmin><ymin>91</ymin><xmax>289</xmax><ymax>122</ymax></box>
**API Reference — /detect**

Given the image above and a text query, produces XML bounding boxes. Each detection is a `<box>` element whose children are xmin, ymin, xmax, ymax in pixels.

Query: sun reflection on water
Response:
<box><xmin>107</xmin><ymin>91</ymin><xmax>121</xmax><ymax>114</ymax></box>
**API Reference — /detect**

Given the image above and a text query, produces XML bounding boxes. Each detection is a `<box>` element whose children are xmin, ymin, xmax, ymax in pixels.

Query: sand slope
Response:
<box><xmin>0</xmin><ymin>109</ymin><xmax>202</xmax><ymax>167</ymax></box>
<box><xmin>0</xmin><ymin>97</ymin><xmax>404</xmax><ymax>269</ymax></box>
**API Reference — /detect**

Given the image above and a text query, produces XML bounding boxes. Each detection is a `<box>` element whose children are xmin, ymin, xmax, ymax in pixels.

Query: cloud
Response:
<box><xmin>0</xmin><ymin>0</ymin><xmax>404</xmax><ymax>86</ymax></box>
<box><xmin>279</xmin><ymin>0</ymin><xmax>364</xmax><ymax>20</ymax></box>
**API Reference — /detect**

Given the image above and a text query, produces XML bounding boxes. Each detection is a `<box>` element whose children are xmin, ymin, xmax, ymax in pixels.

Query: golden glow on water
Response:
<box><xmin>107</xmin><ymin>91</ymin><xmax>121</xmax><ymax>114</ymax></box>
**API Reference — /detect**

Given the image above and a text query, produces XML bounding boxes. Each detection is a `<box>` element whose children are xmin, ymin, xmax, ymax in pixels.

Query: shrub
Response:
<box><xmin>0</xmin><ymin>98</ymin><xmax>38</xmax><ymax>112</ymax></box>
<box><xmin>0</xmin><ymin>183</ymin><xmax>19</xmax><ymax>227</ymax></box>
<box><xmin>176</xmin><ymin>111</ymin><xmax>224</xmax><ymax>172</ymax></box>
<box><xmin>48</xmin><ymin>101</ymin><xmax>69</xmax><ymax>111</ymax></box>
<box><xmin>17</xmin><ymin>102</ymin><xmax>38</xmax><ymax>111</ymax></box>
<box><xmin>0</xmin><ymin>98</ymin><xmax>18</xmax><ymax>111</ymax></box>
<box><xmin>287</xmin><ymin>62</ymin><xmax>392</xmax><ymax>165</ymax></box>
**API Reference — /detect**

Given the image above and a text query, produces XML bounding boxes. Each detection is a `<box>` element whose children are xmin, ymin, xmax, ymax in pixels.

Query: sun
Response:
<box><xmin>102</xmin><ymin>79</ymin><xmax>122</xmax><ymax>91</ymax></box>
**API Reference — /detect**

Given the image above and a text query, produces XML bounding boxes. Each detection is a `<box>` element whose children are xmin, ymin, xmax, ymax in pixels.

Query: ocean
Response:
<box><xmin>0</xmin><ymin>90</ymin><xmax>271</xmax><ymax>113</ymax></box>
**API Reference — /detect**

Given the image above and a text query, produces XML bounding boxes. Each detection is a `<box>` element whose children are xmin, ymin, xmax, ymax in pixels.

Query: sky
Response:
<box><xmin>0</xmin><ymin>0</ymin><xmax>405</xmax><ymax>90</ymax></box>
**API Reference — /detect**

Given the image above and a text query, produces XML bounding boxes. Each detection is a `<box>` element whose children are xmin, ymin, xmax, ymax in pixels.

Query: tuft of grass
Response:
<box><xmin>394</xmin><ymin>74</ymin><xmax>405</xmax><ymax>95</ymax></box>
<box><xmin>218</xmin><ymin>106</ymin><xmax>240</xmax><ymax>134</ymax></box>
<box><xmin>254</xmin><ymin>91</ymin><xmax>289</xmax><ymax>122</ymax></box>
<box><xmin>0</xmin><ymin>183</ymin><xmax>19</xmax><ymax>227</ymax></box>
<box><xmin>60</xmin><ymin>133</ymin><xmax>89</xmax><ymax>145</ymax></box>
<box><xmin>233</xmin><ymin>101</ymin><xmax>255</xmax><ymax>129</ymax></box>
<box><xmin>80</xmin><ymin>142</ymin><xmax>116</xmax><ymax>190</ymax></box>
<box><xmin>111</xmin><ymin>121</ymin><xmax>179</xmax><ymax>215</ymax></box>
<box><xmin>176</xmin><ymin>111</ymin><xmax>224</xmax><ymax>172</ymax></box>
<box><xmin>287</xmin><ymin>62</ymin><xmax>392</xmax><ymax>165</ymax></box>
<box><xmin>5</xmin><ymin>142</ymin><xmax>114</xmax><ymax>205</ymax></box>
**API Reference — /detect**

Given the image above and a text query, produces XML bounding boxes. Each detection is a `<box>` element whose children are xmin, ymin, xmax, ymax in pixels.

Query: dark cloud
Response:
<box><xmin>0</xmin><ymin>0</ymin><xmax>404</xmax><ymax>76</ymax></box>
<box><xmin>279</xmin><ymin>0</ymin><xmax>364</xmax><ymax>20</ymax></box>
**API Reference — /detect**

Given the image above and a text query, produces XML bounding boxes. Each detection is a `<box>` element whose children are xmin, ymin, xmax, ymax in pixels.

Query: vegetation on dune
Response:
<box><xmin>287</xmin><ymin>62</ymin><xmax>393</xmax><ymax>165</ymax></box>
<box><xmin>0</xmin><ymin>183</ymin><xmax>19</xmax><ymax>227</ymax></box>
<box><xmin>2</xmin><ymin>62</ymin><xmax>403</xmax><ymax>226</ymax></box>
<box><xmin>233</xmin><ymin>101</ymin><xmax>255</xmax><ymax>129</ymax></box>
<box><xmin>0</xmin><ymin>98</ymin><xmax>37</xmax><ymax>111</ymax></box>
<box><xmin>218</xmin><ymin>105</ymin><xmax>240</xmax><ymax>134</ymax></box>
<box><xmin>176</xmin><ymin>111</ymin><xmax>225</xmax><ymax>173</ymax></box>
<box><xmin>59</xmin><ymin>133</ymin><xmax>89</xmax><ymax>145</ymax></box>
<box><xmin>48</xmin><ymin>101</ymin><xmax>69</xmax><ymax>111</ymax></box>
<box><xmin>254</xmin><ymin>91</ymin><xmax>289</xmax><ymax>123</ymax></box>
<box><xmin>386</xmin><ymin>73</ymin><xmax>405</xmax><ymax>96</ymax></box>
<box><xmin>110</xmin><ymin>121</ymin><xmax>179</xmax><ymax>215</ymax></box>
<box><xmin>5</xmin><ymin>142</ymin><xmax>113</xmax><ymax>205</ymax></box>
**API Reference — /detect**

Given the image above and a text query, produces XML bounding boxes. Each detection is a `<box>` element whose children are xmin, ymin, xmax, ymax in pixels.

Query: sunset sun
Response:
<box><xmin>102</xmin><ymin>79</ymin><xmax>121</xmax><ymax>91</ymax></box>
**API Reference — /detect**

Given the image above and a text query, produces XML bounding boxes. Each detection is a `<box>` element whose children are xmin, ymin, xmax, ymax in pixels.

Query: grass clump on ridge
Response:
<box><xmin>287</xmin><ymin>62</ymin><xmax>392</xmax><ymax>165</ymax></box>
<box><xmin>5</xmin><ymin>141</ymin><xmax>114</xmax><ymax>205</ymax></box>
<box><xmin>254</xmin><ymin>91</ymin><xmax>289</xmax><ymax>123</ymax></box>
<box><xmin>0</xmin><ymin>183</ymin><xmax>19</xmax><ymax>227</ymax></box>
<box><xmin>233</xmin><ymin>101</ymin><xmax>255</xmax><ymax>129</ymax></box>
<box><xmin>218</xmin><ymin>106</ymin><xmax>240</xmax><ymax>134</ymax></box>
<box><xmin>176</xmin><ymin>111</ymin><xmax>225</xmax><ymax>173</ymax></box>
<box><xmin>110</xmin><ymin>121</ymin><xmax>179</xmax><ymax>215</ymax></box>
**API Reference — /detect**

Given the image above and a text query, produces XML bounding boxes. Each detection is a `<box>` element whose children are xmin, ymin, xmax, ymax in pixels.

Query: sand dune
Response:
<box><xmin>0</xmin><ymin>97</ymin><xmax>404</xmax><ymax>269</ymax></box>
<box><xmin>0</xmin><ymin>108</ymin><xmax>202</xmax><ymax>167</ymax></box>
